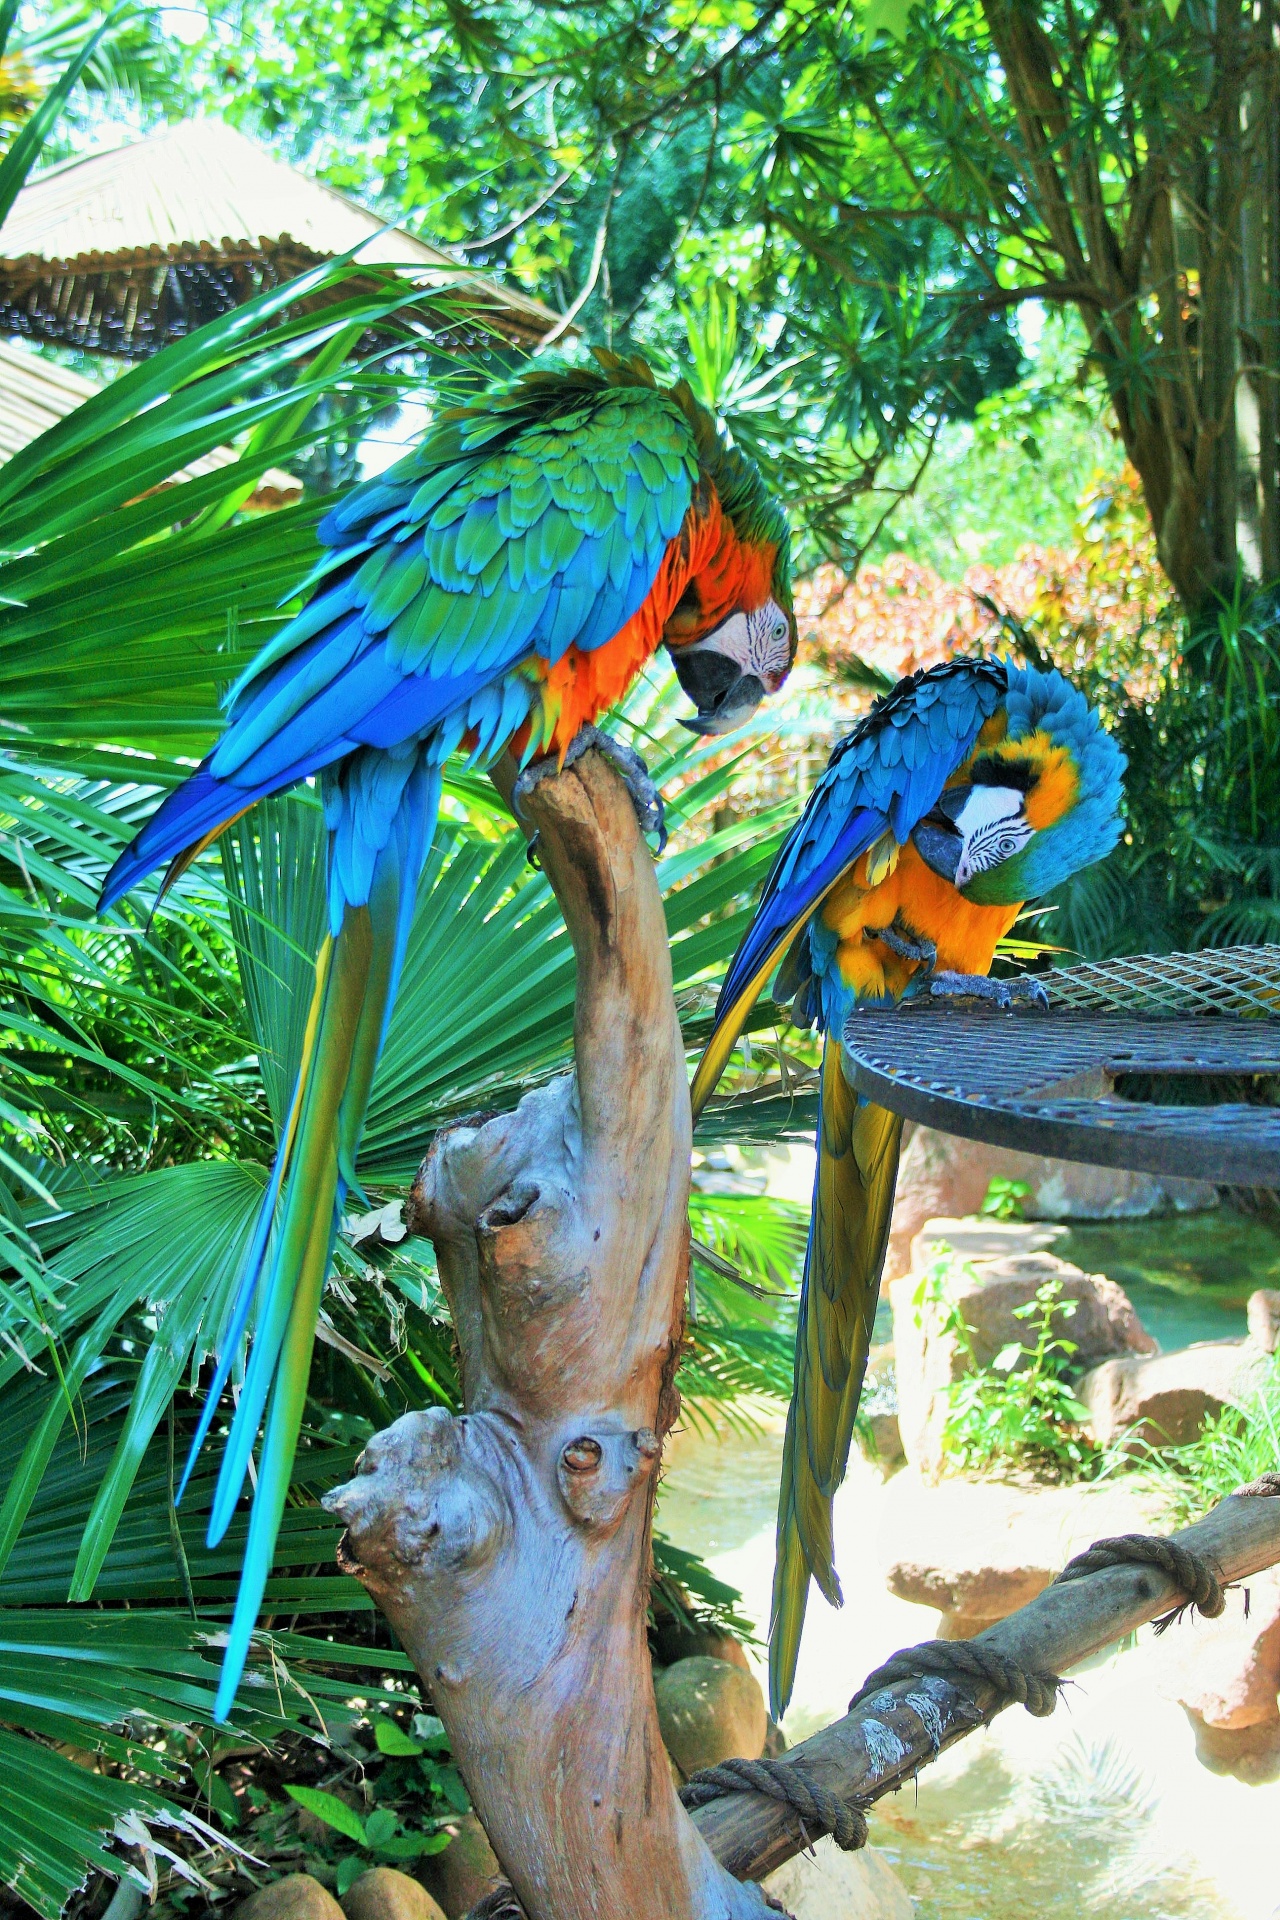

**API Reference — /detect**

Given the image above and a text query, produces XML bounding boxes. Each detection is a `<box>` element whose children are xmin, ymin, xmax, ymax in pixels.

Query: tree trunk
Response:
<box><xmin>323</xmin><ymin>749</ymin><xmax>770</xmax><ymax>1920</ymax></box>
<box><xmin>976</xmin><ymin>0</ymin><xmax>1277</xmax><ymax>613</ymax></box>
<box><xmin>1254</xmin><ymin>0</ymin><xmax>1280</xmax><ymax>581</ymax></box>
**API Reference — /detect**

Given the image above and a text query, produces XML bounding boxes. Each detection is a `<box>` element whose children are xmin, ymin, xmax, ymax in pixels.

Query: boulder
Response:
<box><xmin>653</xmin><ymin>1656</ymin><xmax>766</xmax><ymax>1779</ymax></box>
<box><xmin>885</xmin><ymin>1128</ymin><xmax>1216</xmax><ymax>1279</ymax></box>
<box><xmin>1247</xmin><ymin>1288</ymin><xmax>1280</xmax><ymax>1354</ymax></box>
<box><xmin>891</xmin><ymin>1219</ymin><xmax>1155</xmax><ymax>1470</ymax></box>
<box><xmin>877</xmin><ymin>1469</ymin><xmax>1164</xmax><ymax>1637</ymax></box>
<box><xmin>417</xmin><ymin>1813</ymin><xmax>503</xmax><ymax>1920</ymax></box>
<box><xmin>1166</xmin><ymin>1567</ymin><xmax>1280</xmax><ymax>1783</ymax></box>
<box><xmin>763</xmin><ymin>1838</ymin><xmax>913</xmax><ymax>1919</ymax></box>
<box><xmin>235</xmin><ymin>1877</ymin><xmax>345</xmax><ymax>1920</ymax></box>
<box><xmin>1078</xmin><ymin>1340</ymin><xmax>1270</xmax><ymax>1447</ymax></box>
<box><xmin>341</xmin><ymin>1870</ymin><xmax>446</xmax><ymax>1920</ymax></box>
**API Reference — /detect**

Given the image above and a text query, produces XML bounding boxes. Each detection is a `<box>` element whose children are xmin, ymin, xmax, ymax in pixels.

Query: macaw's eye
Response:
<box><xmin>773</xmin><ymin>617</ymin><xmax>789</xmax><ymax>642</ymax></box>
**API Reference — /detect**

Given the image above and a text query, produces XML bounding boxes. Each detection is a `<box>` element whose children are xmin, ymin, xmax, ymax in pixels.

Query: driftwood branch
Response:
<box><xmin>692</xmin><ymin>1486</ymin><xmax>1280</xmax><ymax>1883</ymax></box>
<box><xmin>325</xmin><ymin>750</ymin><xmax>770</xmax><ymax>1920</ymax></box>
<box><xmin>323</xmin><ymin>742</ymin><xmax>1280</xmax><ymax>1912</ymax></box>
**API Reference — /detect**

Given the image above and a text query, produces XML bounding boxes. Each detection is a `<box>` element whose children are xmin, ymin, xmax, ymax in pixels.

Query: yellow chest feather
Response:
<box><xmin>820</xmin><ymin>840</ymin><xmax>1021</xmax><ymax>1001</ymax></box>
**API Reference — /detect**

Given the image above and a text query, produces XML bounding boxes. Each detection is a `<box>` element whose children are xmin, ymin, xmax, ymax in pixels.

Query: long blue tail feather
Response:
<box><xmin>183</xmin><ymin>750</ymin><xmax>441</xmax><ymax>1720</ymax></box>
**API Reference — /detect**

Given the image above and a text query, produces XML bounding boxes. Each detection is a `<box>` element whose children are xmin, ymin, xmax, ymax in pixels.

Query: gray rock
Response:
<box><xmin>418</xmin><ymin>1813</ymin><xmax>503</xmax><ymax>1920</ymax></box>
<box><xmin>885</xmin><ymin>1127</ymin><xmax>1216</xmax><ymax>1280</ymax></box>
<box><xmin>341</xmin><ymin>1869</ymin><xmax>447</xmax><ymax>1920</ymax></box>
<box><xmin>891</xmin><ymin>1219</ymin><xmax>1155</xmax><ymax>1470</ymax></box>
<box><xmin>763</xmin><ymin>1838</ymin><xmax>913</xmax><ymax>1918</ymax></box>
<box><xmin>654</xmin><ymin>1655</ymin><xmax>766</xmax><ymax>1779</ymax></box>
<box><xmin>1247</xmin><ymin>1287</ymin><xmax>1280</xmax><ymax>1354</ymax></box>
<box><xmin>236</xmin><ymin>1877</ymin><xmax>345</xmax><ymax>1920</ymax></box>
<box><xmin>1078</xmin><ymin>1340</ymin><xmax>1270</xmax><ymax>1447</ymax></box>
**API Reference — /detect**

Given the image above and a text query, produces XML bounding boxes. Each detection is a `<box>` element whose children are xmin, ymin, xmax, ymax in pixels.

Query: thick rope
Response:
<box><xmin>679</xmin><ymin>1755</ymin><xmax>869</xmax><ymax>1852</ymax></box>
<box><xmin>468</xmin><ymin>1494</ymin><xmax>1272</xmax><ymax>1910</ymax></box>
<box><xmin>1053</xmin><ymin>1531</ymin><xmax>1225</xmax><ymax>1618</ymax></box>
<box><xmin>1237</xmin><ymin>1472</ymin><xmax>1280</xmax><ymax>1497</ymax></box>
<box><xmin>466</xmin><ymin>1888</ymin><xmax>524</xmax><ymax>1920</ymax></box>
<box><xmin>846</xmin><ymin>1519</ymin><xmax>1249</xmax><ymax>1729</ymax></box>
<box><xmin>849</xmin><ymin>1637</ymin><xmax>1062</xmax><ymax>1719</ymax></box>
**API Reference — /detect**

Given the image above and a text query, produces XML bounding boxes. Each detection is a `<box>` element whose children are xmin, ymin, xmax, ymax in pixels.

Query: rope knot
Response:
<box><xmin>679</xmin><ymin>1755</ymin><xmax>868</xmax><ymax>1852</ymax></box>
<box><xmin>1054</xmin><ymin>1532</ymin><xmax>1225</xmax><ymax>1620</ymax></box>
<box><xmin>848</xmin><ymin>1639</ymin><xmax>1062</xmax><ymax>1721</ymax></box>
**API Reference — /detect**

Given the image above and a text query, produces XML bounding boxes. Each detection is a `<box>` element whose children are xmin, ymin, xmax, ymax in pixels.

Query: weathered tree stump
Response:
<box><xmin>325</xmin><ymin>751</ymin><xmax>769</xmax><ymax>1920</ymax></box>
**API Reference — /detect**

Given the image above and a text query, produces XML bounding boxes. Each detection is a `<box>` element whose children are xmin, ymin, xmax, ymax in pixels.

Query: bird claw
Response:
<box><xmin>876</xmin><ymin>920</ymin><xmax>938</xmax><ymax>969</ymax></box>
<box><xmin>513</xmin><ymin>725</ymin><xmax>667</xmax><ymax>853</ymax></box>
<box><xmin>928</xmin><ymin>971</ymin><xmax>1051</xmax><ymax>1009</ymax></box>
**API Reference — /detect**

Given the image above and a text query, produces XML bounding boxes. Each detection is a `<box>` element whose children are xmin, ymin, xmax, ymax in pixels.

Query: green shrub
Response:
<box><xmin>1123</xmin><ymin>1351</ymin><xmax>1280</xmax><ymax>1526</ymax></box>
<box><xmin>980</xmin><ymin>1176</ymin><xmax>1030</xmax><ymax>1220</ymax></box>
<box><xmin>917</xmin><ymin>1251</ymin><xmax>1098</xmax><ymax>1479</ymax></box>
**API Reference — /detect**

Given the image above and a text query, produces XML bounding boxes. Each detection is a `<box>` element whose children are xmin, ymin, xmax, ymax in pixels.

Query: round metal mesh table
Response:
<box><xmin>840</xmin><ymin>944</ymin><xmax>1280</xmax><ymax>1185</ymax></box>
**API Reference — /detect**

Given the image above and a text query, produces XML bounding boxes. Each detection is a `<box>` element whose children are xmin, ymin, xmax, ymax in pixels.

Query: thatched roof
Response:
<box><xmin>0</xmin><ymin>335</ymin><xmax>96</xmax><ymax>459</ymax></box>
<box><xmin>0</xmin><ymin>336</ymin><xmax>301</xmax><ymax>504</ymax></box>
<box><xmin>0</xmin><ymin>118</ymin><xmax>562</xmax><ymax>358</ymax></box>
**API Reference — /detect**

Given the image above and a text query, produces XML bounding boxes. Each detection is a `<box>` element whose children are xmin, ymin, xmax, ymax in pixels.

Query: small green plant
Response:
<box><xmin>939</xmin><ymin>1276</ymin><xmax>1099</xmax><ymax>1479</ymax></box>
<box><xmin>980</xmin><ymin>1176</ymin><xmax>1031</xmax><ymax>1220</ymax></box>
<box><xmin>283</xmin><ymin>1713</ymin><xmax>466</xmax><ymax>1895</ymax></box>
<box><xmin>1125</xmin><ymin>1351</ymin><xmax>1280</xmax><ymax>1527</ymax></box>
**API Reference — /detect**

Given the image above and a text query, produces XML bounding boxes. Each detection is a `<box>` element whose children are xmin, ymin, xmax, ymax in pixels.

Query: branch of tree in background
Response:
<box><xmin>537</xmin><ymin>142</ymin><xmax>630</xmax><ymax>351</ymax></box>
<box><xmin>691</xmin><ymin>1483</ymin><xmax>1280</xmax><ymax>1884</ymax></box>
<box><xmin>450</xmin><ymin>167</ymin><xmax>578</xmax><ymax>253</ymax></box>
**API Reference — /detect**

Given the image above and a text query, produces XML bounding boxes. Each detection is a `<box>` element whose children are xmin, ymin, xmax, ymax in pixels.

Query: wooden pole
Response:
<box><xmin>324</xmin><ymin>750</ymin><xmax>769</xmax><ymax>1920</ymax></box>
<box><xmin>322</xmin><ymin>746</ymin><xmax>1280</xmax><ymax>1911</ymax></box>
<box><xmin>691</xmin><ymin>1485</ymin><xmax>1280</xmax><ymax>1883</ymax></box>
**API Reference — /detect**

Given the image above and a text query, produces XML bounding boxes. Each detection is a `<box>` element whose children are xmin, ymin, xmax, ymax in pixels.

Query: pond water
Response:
<box><xmin>658</xmin><ymin>1201</ymin><xmax>1280</xmax><ymax>1920</ymax></box>
<box><xmin>1056</xmin><ymin>1210</ymin><xmax>1280</xmax><ymax>1351</ymax></box>
<box><xmin>659</xmin><ymin>1425</ymin><xmax>1279</xmax><ymax>1920</ymax></box>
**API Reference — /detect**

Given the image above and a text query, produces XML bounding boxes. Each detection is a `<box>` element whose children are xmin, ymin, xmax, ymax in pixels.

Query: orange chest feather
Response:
<box><xmin>821</xmin><ymin>841</ymin><xmax>1022</xmax><ymax>1001</ymax></box>
<box><xmin>525</xmin><ymin>486</ymin><xmax>772</xmax><ymax>758</ymax></box>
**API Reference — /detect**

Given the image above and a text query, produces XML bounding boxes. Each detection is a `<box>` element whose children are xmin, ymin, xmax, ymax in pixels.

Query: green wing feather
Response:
<box><xmin>769</xmin><ymin>1037</ymin><xmax>903</xmax><ymax>1717</ymax></box>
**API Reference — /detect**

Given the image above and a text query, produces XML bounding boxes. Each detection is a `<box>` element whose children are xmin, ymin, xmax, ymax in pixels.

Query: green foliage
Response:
<box><xmin>650</xmin><ymin>1533</ymin><xmax>757</xmax><ymax>1645</ymax></box>
<box><xmin>284</xmin><ymin>1734</ymin><xmax>457</xmax><ymax>1896</ymax></box>
<box><xmin>980</xmin><ymin>1177</ymin><xmax>1029</xmax><ymax>1221</ymax></box>
<box><xmin>862</xmin><ymin>319</ymin><xmax>1127</xmax><ymax>574</ymax></box>
<box><xmin>1040</xmin><ymin>578</ymin><xmax>1280</xmax><ymax>958</ymax></box>
<box><xmin>0</xmin><ymin>346</ymin><xmax>807</xmax><ymax>1906</ymax></box>
<box><xmin>918</xmin><ymin>1253</ymin><xmax>1098</xmax><ymax>1479</ymax></box>
<box><xmin>1126</xmin><ymin>1352</ymin><xmax>1280</xmax><ymax>1528</ymax></box>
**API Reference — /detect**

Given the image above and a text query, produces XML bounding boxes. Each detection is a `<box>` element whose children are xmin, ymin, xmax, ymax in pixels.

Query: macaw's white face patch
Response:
<box><xmin>953</xmin><ymin>784</ymin><xmax>1034</xmax><ymax>889</ymax></box>
<box><xmin>694</xmin><ymin>597</ymin><xmax>792</xmax><ymax>694</ymax></box>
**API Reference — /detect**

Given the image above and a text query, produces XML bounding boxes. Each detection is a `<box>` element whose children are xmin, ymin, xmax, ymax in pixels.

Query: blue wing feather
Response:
<box><xmin>100</xmin><ymin>385</ymin><xmax>698</xmax><ymax>912</ymax></box>
<box><xmin>710</xmin><ymin>661</ymin><xmax>1009</xmax><ymax>1034</ymax></box>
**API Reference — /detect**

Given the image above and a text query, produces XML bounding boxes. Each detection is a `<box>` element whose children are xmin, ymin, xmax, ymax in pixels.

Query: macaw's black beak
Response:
<box><xmin>911</xmin><ymin>785</ymin><xmax>971</xmax><ymax>883</ymax></box>
<box><xmin>670</xmin><ymin>644</ymin><xmax>765</xmax><ymax>736</ymax></box>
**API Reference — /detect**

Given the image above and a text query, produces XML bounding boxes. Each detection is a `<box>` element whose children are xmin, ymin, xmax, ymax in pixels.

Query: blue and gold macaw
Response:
<box><xmin>101</xmin><ymin>352</ymin><xmax>796</xmax><ymax>1718</ymax></box>
<box><xmin>689</xmin><ymin>657</ymin><xmax>1126</xmax><ymax>1714</ymax></box>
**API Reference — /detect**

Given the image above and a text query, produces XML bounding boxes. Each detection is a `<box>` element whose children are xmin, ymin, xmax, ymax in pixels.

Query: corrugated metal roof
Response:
<box><xmin>0</xmin><ymin>118</ymin><xmax>562</xmax><ymax>356</ymax></box>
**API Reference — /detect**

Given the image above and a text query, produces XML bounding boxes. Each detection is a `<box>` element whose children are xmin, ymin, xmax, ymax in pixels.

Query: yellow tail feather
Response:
<box><xmin>689</xmin><ymin>925</ymin><xmax>804</xmax><ymax>1121</ymax></box>
<box><xmin>152</xmin><ymin>803</ymin><xmax>259</xmax><ymax>914</ymax></box>
<box><xmin>768</xmin><ymin>1036</ymin><xmax>904</xmax><ymax>1716</ymax></box>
